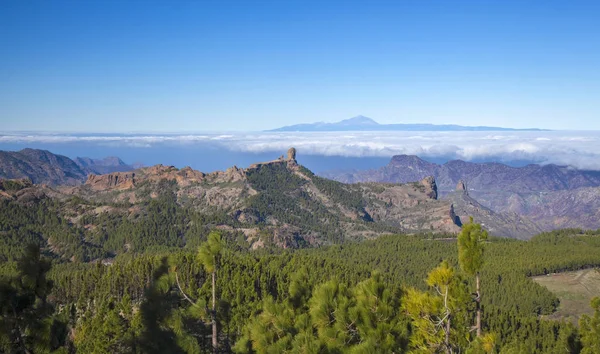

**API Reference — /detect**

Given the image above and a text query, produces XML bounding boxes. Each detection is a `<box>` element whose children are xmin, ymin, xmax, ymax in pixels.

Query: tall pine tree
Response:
<box><xmin>458</xmin><ymin>218</ymin><xmax>488</xmax><ymax>337</ymax></box>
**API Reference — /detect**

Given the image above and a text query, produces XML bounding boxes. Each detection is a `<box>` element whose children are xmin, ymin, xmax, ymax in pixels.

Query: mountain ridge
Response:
<box><xmin>0</xmin><ymin>149</ymin><xmax>134</xmax><ymax>185</ymax></box>
<box><xmin>0</xmin><ymin>149</ymin><xmax>471</xmax><ymax>257</ymax></box>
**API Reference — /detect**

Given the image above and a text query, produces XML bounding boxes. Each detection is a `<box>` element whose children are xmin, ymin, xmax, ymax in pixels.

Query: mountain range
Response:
<box><xmin>1</xmin><ymin>148</ymin><xmax>596</xmax><ymax>243</ymax></box>
<box><xmin>0</xmin><ymin>148</ymin><xmax>133</xmax><ymax>185</ymax></box>
<box><xmin>321</xmin><ymin>156</ymin><xmax>600</xmax><ymax>232</ymax></box>
<box><xmin>268</xmin><ymin>115</ymin><xmax>546</xmax><ymax>132</ymax></box>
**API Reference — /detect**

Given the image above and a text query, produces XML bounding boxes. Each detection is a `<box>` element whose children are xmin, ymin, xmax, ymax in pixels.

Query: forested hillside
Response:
<box><xmin>1</xmin><ymin>223</ymin><xmax>600</xmax><ymax>352</ymax></box>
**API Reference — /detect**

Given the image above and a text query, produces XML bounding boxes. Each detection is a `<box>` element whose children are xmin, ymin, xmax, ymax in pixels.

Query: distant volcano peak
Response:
<box><xmin>340</xmin><ymin>115</ymin><xmax>379</xmax><ymax>125</ymax></box>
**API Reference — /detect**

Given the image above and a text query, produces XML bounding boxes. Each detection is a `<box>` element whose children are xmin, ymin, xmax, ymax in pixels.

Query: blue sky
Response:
<box><xmin>1</xmin><ymin>0</ymin><xmax>599</xmax><ymax>132</ymax></box>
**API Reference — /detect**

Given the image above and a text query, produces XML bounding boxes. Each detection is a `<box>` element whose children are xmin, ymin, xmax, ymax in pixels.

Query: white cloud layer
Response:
<box><xmin>2</xmin><ymin>131</ymin><xmax>600</xmax><ymax>170</ymax></box>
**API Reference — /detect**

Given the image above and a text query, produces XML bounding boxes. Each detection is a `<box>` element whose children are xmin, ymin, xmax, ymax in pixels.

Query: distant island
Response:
<box><xmin>267</xmin><ymin>115</ymin><xmax>548</xmax><ymax>132</ymax></box>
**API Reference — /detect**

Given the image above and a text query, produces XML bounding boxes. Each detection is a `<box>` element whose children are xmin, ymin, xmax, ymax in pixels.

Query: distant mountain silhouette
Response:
<box><xmin>74</xmin><ymin>156</ymin><xmax>132</xmax><ymax>175</ymax></box>
<box><xmin>268</xmin><ymin>115</ymin><xmax>546</xmax><ymax>132</ymax></box>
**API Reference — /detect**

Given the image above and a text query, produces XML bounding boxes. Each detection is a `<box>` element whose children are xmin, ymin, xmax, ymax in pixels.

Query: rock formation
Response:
<box><xmin>420</xmin><ymin>176</ymin><xmax>438</xmax><ymax>200</ymax></box>
<box><xmin>287</xmin><ymin>147</ymin><xmax>297</xmax><ymax>162</ymax></box>
<box><xmin>86</xmin><ymin>172</ymin><xmax>136</xmax><ymax>191</ymax></box>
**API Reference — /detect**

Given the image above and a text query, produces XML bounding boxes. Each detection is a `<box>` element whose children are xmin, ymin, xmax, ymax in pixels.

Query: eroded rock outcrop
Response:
<box><xmin>86</xmin><ymin>172</ymin><xmax>136</xmax><ymax>191</ymax></box>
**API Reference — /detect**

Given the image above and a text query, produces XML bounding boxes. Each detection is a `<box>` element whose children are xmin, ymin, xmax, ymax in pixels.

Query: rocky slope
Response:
<box><xmin>0</xmin><ymin>149</ymin><xmax>133</xmax><ymax>185</ymax></box>
<box><xmin>497</xmin><ymin>187</ymin><xmax>600</xmax><ymax>231</ymax></box>
<box><xmin>446</xmin><ymin>183</ymin><xmax>543</xmax><ymax>239</ymax></box>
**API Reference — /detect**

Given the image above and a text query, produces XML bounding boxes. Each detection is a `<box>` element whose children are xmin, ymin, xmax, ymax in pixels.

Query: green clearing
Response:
<box><xmin>533</xmin><ymin>268</ymin><xmax>600</xmax><ymax>323</ymax></box>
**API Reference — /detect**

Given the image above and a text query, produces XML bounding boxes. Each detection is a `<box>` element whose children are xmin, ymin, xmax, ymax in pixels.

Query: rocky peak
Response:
<box><xmin>208</xmin><ymin>166</ymin><xmax>246</xmax><ymax>183</ymax></box>
<box><xmin>248</xmin><ymin>148</ymin><xmax>299</xmax><ymax>170</ymax></box>
<box><xmin>420</xmin><ymin>176</ymin><xmax>438</xmax><ymax>200</ymax></box>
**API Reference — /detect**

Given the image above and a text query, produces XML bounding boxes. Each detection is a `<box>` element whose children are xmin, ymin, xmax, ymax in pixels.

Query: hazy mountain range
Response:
<box><xmin>268</xmin><ymin>115</ymin><xmax>547</xmax><ymax>132</ymax></box>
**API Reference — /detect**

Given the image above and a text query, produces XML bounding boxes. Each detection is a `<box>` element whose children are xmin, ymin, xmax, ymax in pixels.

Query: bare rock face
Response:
<box><xmin>225</xmin><ymin>166</ymin><xmax>246</xmax><ymax>182</ymax></box>
<box><xmin>86</xmin><ymin>172</ymin><xmax>136</xmax><ymax>191</ymax></box>
<box><xmin>420</xmin><ymin>176</ymin><xmax>438</xmax><ymax>200</ymax></box>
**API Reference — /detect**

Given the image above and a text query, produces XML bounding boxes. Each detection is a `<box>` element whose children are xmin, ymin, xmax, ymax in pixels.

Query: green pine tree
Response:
<box><xmin>458</xmin><ymin>218</ymin><xmax>488</xmax><ymax>337</ymax></box>
<box><xmin>580</xmin><ymin>296</ymin><xmax>600</xmax><ymax>354</ymax></box>
<box><xmin>0</xmin><ymin>244</ymin><xmax>62</xmax><ymax>353</ymax></box>
<box><xmin>198</xmin><ymin>231</ymin><xmax>224</xmax><ymax>353</ymax></box>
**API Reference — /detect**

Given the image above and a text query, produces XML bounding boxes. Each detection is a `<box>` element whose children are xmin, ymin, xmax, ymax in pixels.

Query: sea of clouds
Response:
<box><xmin>1</xmin><ymin>130</ymin><xmax>600</xmax><ymax>170</ymax></box>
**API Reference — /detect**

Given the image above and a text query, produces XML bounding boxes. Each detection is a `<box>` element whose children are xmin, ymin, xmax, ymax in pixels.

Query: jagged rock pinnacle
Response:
<box><xmin>420</xmin><ymin>176</ymin><xmax>438</xmax><ymax>200</ymax></box>
<box><xmin>456</xmin><ymin>180</ymin><xmax>468</xmax><ymax>195</ymax></box>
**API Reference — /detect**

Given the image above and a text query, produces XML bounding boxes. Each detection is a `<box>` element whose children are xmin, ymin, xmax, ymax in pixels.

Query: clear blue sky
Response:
<box><xmin>1</xmin><ymin>0</ymin><xmax>599</xmax><ymax>132</ymax></box>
